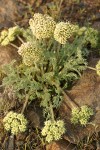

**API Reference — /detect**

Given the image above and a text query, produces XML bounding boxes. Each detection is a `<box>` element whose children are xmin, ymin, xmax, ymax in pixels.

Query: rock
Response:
<box><xmin>46</xmin><ymin>140</ymin><xmax>75</xmax><ymax>150</ymax></box>
<box><xmin>59</xmin><ymin>59</ymin><xmax>100</xmax><ymax>144</ymax></box>
<box><xmin>0</xmin><ymin>45</ymin><xmax>20</xmax><ymax>113</ymax></box>
<box><xmin>0</xmin><ymin>45</ymin><xmax>20</xmax><ymax>66</ymax></box>
<box><xmin>0</xmin><ymin>91</ymin><xmax>17</xmax><ymax>114</ymax></box>
<box><xmin>93</xmin><ymin>21</ymin><xmax>100</xmax><ymax>30</ymax></box>
<box><xmin>0</xmin><ymin>0</ymin><xmax>43</xmax><ymax>29</ymax></box>
<box><xmin>26</xmin><ymin>106</ymin><xmax>44</xmax><ymax>129</ymax></box>
<box><xmin>16</xmin><ymin>133</ymin><xmax>27</xmax><ymax>147</ymax></box>
<box><xmin>0</xmin><ymin>0</ymin><xmax>23</xmax><ymax>29</ymax></box>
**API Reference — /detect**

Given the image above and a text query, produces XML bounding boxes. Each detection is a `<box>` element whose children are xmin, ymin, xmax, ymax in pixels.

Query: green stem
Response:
<box><xmin>52</xmin><ymin>81</ymin><xmax>79</xmax><ymax>109</ymax></box>
<box><xmin>17</xmin><ymin>35</ymin><xmax>24</xmax><ymax>43</ymax></box>
<box><xmin>49</xmin><ymin>100</ymin><xmax>55</xmax><ymax>122</ymax></box>
<box><xmin>10</xmin><ymin>43</ymin><xmax>19</xmax><ymax>49</ymax></box>
<box><xmin>47</xmin><ymin>38</ymin><xmax>54</xmax><ymax>51</ymax></box>
<box><xmin>40</xmin><ymin>64</ymin><xmax>44</xmax><ymax>76</ymax></box>
<box><xmin>21</xmin><ymin>94</ymin><xmax>29</xmax><ymax>114</ymax></box>
<box><xmin>57</xmin><ymin>0</ymin><xmax>63</xmax><ymax>20</ymax></box>
<box><xmin>57</xmin><ymin>44</ymin><xmax>60</xmax><ymax>59</ymax></box>
<box><xmin>87</xmin><ymin>66</ymin><xmax>96</xmax><ymax>71</ymax></box>
<box><xmin>61</xmin><ymin>89</ymin><xmax>79</xmax><ymax>109</ymax></box>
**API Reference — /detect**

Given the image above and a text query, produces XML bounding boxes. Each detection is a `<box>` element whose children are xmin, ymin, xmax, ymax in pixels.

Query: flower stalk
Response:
<box><xmin>21</xmin><ymin>94</ymin><xmax>29</xmax><ymax>114</ymax></box>
<box><xmin>49</xmin><ymin>101</ymin><xmax>55</xmax><ymax>122</ymax></box>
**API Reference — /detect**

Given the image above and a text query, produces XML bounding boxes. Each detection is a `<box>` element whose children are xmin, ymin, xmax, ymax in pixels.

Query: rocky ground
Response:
<box><xmin>0</xmin><ymin>0</ymin><xmax>100</xmax><ymax>149</ymax></box>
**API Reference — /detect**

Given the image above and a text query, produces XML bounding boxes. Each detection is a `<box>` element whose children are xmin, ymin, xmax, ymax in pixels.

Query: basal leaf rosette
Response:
<box><xmin>41</xmin><ymin>120</ymin><xmax>66</xmax><ymax>143</ymax></box>
<box><xmin>18</xmin><ymin>42</ymin><xmax>43</xmax><ymax>66</ymax></box>
<box><xmin>29</xmin><ymin>13</ymin><xmax>56</xmax><ymax>39</ymax></box>
<box><xmin>3</xmin><ymin>111</ymin><xmax>28</xmax><ymax>135</ymax></box>
<box><xmin>54</xmin><ymin>22</ymin><xmax>78</xmax><ymax>44</ymax></box>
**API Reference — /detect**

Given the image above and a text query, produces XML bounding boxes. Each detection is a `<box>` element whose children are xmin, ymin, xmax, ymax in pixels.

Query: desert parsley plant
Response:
<box><xmin>0</xmin><ymin>13</ymin><xmax>98</xmax><ymax>142</ymax></box>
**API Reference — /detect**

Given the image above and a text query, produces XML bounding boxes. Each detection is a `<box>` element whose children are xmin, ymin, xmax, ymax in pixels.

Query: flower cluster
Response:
<box><xmin>77</xmin><ymin>27</ymin><xmax>87</xmax><ymax>35</ymax></box>
<box><xmin>41</xmin><ymin>120</ymin><xmax>66</xmax><ymax>143</ymax></box>
<box><xmin>96</xmin><ymin>60</ymin><xmax>100</xmax><ymax>76</ymax></box>
<box><xmin>3</xmin><ymin>111</ymin><xmax>27</xmax><ymax>135</ymax></box>
<box><xmin>0</xmin><ymin>26</ymin><xmax>21</xmax><ymax>46</ymax></box>
<box><xmin>18</xmin><ymin>42</ymin><xmax>42</xmax><ymax>66</ymax></box>
<box><xmin>29</xmin><ymin>13</ymin><xmax>56</xmax><ymax>39</ymax></box>
<box><xmin>78</xmin><ymin>27</ymin><xmax>98</xmax><ymax>48</ymax></box>
<box><xmin>71</xmin><ymin>105</ymin><xmax>94</xmax><ymax>126</ymax></box>
<box><xmin>70</xmin><ymin>107</ymin><xmax>80</xmax><ymax>124</ymax></box>
<box><xmin>54</xmin><ymin>22</ymin><xmax>78</xmax><ymax>44</ymax></box>
<box><xmin>0</xmin><ymin>30</ymin><xmax>8</xmax><ymax>44</ymax></box>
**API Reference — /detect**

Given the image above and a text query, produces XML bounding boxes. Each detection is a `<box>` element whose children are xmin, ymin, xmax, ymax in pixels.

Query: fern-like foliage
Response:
<box><xmin>0</xmin><ymin>13</ymin><xmax>98</xmax><ymax>121</ymax></box>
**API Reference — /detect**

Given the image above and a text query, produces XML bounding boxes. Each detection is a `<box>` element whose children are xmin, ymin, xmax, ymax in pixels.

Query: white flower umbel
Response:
<box><xmin>0</xmin><ymin>30</ymin><xmax>8</xmax><ymax>43</ymax></box>
<box><xmin>79</xmin><ymin>105</ymin><xmax>94</xmax><ymax>125</ymax></box>
<box><xmin>71</xmin><ymin>107</ymin><xmax>80</xmax><ymax>124</ymax></box>
<box><xmin>54</xmin><ymin>22</ymin><xmax>78</xmax><ymax>44</ymax></box>
<box><xmin>42</xmin><ymin>120</ymin><xmax>66</xmax><ymax>143</ymax></box>
<box><xmin>77</xmin><ymin>27</ymin><xmax>98</xmax><ymax>48</ymax></box>
<box><xmin>0</xmin><ymin>26</ymin><xmax>21</xmax><ymax>46</ymax></box>
<box><xmin>18</xmin><ymin>42</ymin><xmax>42</xmax><ymax>66</ymax></box>
<box><xmin>3</xmin><ymin>111</ymin><xmax>28</xmax><ymax>135</ymax></box>
<box><xmin>29</xmin><ymin>13</ymin><xmax>56</xmax><ymax>39</ymax></box>
<box><xmin>71</xmin><ymin>105</ymin><xmax>94</xmax><ymax>126</ymax></box>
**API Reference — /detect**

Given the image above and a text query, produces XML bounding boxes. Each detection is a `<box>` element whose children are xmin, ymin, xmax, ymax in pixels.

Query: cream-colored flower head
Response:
<box><xmin>41</xmin><ymin>120</ymin><xmax>66</xmax><ymax>143</ymax></box>
<box><xmin>29</xmin><ymin>13</ymin><xmax>56</xmax><ymax>39</ymax></box>
<box><xmin>18</xmin><ymin>42</ymin><xmax>42</xmax><ymax>66</ymax></box>
<box><xmin>71</xmin><ymin>105</ymin><xmax>93</xmax><ymax>126</ymax></box>
<box><xmin>0</xmin><ymin>26</ymin><xmax>22</xmax><ymax>46</ymax></box>
<box><xmin>77</xmin><ymin>27</ymin><xmax>87</xmax><ymax>35</ymax></box>
<box><xmin>0</xmin><ymin>30</ymin><xmax>8</xmax><ymax>42</ymax></box>
<box><xmin>3</xmin><ymin>111</ymin><xmax>27</xmax><ymax>135</ymax></box>
<box><xmin>54</xmin><ymin>22</ymin><xmax>77</xmax><ymax>44</ymax></box>
<box><xmin>96</xmin><ymin>60</ymin><xmax>100</xmax><ymax>76</ymax></box>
